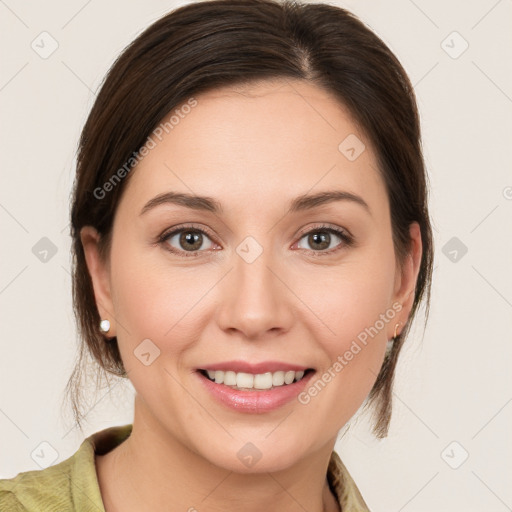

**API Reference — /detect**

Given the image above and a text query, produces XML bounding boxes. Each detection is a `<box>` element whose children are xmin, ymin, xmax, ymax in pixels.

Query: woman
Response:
<box><xmin>0</xmin><ymin>0</ymin><xmax>433</xmax><ymax>510</ymax></box>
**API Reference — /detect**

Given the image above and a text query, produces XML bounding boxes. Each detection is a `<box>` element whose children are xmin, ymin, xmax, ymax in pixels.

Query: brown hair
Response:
<box><xmin>66</xmin><ymin>0</ymin><xmax>433</xmax><ymax>438</ymax></box>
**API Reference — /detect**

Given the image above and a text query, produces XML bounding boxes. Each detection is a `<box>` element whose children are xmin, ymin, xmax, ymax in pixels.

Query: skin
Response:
<box><xmin>81</xmin><ymin>78</ymin><xmax>422</xmax><ymax>512</ymax></box>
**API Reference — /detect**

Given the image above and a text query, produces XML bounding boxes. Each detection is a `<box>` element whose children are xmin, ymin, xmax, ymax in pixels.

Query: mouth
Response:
<box><xmin>194</xmin><ymin>360</ymin><xmax>317</xmax><ymax>412</ymax></box>
<box><xmin>197</xmin><ymin>368</ymin><xmax>315</xmax><ymax>391</ymax></box>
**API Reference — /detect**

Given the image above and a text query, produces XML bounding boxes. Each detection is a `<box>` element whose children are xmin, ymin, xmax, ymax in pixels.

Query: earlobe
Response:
<box><xmin>80</xmin><ymin>226</ymin><xmax>116</xmax><ymax>337</ymax></box>
<box><xmin>391</xmin><ymin>222</ymin><xmax>423</xmax><ymax>335</ymax></box>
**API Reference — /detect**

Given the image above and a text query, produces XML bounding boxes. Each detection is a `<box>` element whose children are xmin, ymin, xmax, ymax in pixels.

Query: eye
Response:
<box><xmin>159</xmin><ymin>225</ymin><xmax>217</xmax><ymax>257</ymax></box>
<box><xmin>295</xmin><ymin>224</ymin><xmax>353</xmax><ymax>255</ymax></box>
<box><xmin>158</xmin><ymin>223</ymin><xmax>354</xmax><ymax>258</ymax></box>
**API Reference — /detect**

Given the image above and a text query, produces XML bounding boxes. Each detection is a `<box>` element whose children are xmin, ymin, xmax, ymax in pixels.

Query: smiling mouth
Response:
<box><xmin>197</xmin><ymin>368</ymin><xmax>315</xmax><ymax>391</ymax></box>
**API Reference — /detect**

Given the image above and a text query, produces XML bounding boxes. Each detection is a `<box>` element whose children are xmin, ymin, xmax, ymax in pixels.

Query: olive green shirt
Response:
<box><xmin>0</xmin><ymin>424</ymin><xmax>370</xmax><ymax>511</ymax></box>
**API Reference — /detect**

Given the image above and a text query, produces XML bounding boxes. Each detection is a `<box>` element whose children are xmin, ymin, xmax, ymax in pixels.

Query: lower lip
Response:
<box><xmin>196</xmin><ymin>370</ymin><xmax>315</xmax><ymax>413</ymax></box>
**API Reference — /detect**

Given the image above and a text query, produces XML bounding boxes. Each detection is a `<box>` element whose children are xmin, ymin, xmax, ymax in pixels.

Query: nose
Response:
<box><xmin>215</xmin><ymin>245</ymin><xmax>295</xmax><ymax>340</ymax></box>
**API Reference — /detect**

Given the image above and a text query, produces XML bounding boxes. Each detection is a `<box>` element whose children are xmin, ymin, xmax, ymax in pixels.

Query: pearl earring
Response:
<box><xmin>99</xmin><ymin>319</ymin><xmax>111</xmax><ymax>333</ymax></box>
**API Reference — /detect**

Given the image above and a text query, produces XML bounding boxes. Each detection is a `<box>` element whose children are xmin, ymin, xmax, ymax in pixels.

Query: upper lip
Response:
<box><xmin>198</xmin><ymin>360</ymin><xmax>313</xmax><ymax>374</ymax></box>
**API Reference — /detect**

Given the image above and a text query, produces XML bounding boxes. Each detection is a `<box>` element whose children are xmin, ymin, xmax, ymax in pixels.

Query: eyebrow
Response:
<box><xmin>140</xmin><ymin>191</ymin><xmax>222</xmax><ymax>215</ymax></box>
<box><xmin>289</xmin><ymin>190</ymin><xmax>371</xmax><ymax>215</ymax></box>
<box><xmin>140</xmin><ymin>190</ymin><xmax>371</xmax><ymax>216</ymax></box>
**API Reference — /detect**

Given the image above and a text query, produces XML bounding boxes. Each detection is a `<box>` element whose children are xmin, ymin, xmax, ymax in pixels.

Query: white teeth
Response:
<box><xmin>254</xmin><ymin>372</ymin><xmax>273</xmax><ymax>390</ymax></box>
<box><xmin>236</xmin><ymin>372</ymin><xmax>254</xmax><ymax>389</ymax></box>
<box><xmin>224</xmin><ymin>370</ymin><xmax>237</xmax><ymax>386</ymax></box>
<box><xmin>284</xmin><ymin>371</ymin><xmax>295</xmax><ymax>385</ymax></box>
<box><xmin>203</xmin><ymin>369</ymin><xmax>308</xmax><ymax>389</ymax></box>
<box><xmin>272</xmin><ymin>371</ymin><xmax>285</xmax><ymax>386</ymax></box>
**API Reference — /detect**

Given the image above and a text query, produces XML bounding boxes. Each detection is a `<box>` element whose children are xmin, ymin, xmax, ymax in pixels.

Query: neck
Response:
<box><xmin>97</xmin><ymin>395</ymin><xmax>340</xmax><ymax>512</ymax></box>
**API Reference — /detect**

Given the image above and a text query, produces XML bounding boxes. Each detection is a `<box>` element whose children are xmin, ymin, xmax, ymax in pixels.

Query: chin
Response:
<box><xmin>197</xmin><ymin>434</ymin><xmax>311</xmax><ymax>475</ymax></box>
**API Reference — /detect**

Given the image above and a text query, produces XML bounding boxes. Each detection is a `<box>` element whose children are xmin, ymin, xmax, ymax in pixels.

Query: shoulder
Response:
<box><xmin>0</xmin><ymin>424</ymin><xmax>132</xmax><ymax>512</ymax></box>
<box><xmin>327</xmin><ymin>450</ymin><xmax>371</xmax><ymax>511</ymax></box>
<box><xmin>0</xmin><ymin>439</ymin><xmax>95</xmax><ymax>511</ymax></box>
<box><xmin>0</xmin><ymin>455</ymin><xmax>77</xmax><ymax>511</ymax></box>
<box><xmin>0</xmin><ymin>487</ymin><xmax>26</xmax><ymax>511</ymax></box>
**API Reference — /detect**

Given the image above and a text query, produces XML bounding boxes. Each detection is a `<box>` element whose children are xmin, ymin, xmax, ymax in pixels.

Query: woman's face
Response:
<box><xmin>83</xmin><ymin>79</ymin><xmax>421</xmax><ymax>472</ymax></box>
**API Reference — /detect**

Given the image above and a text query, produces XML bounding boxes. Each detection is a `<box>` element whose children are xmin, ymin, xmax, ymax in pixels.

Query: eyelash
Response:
<box><xmin>157</xmin><ymin>223</ymin><xmax>354</xmax><ymax>258</ymax></box>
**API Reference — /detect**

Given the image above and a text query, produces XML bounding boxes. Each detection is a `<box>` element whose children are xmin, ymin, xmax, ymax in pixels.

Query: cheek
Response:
<box><xmin>109</xmin><ymin>239</ymin><xmax>214</xmax><ymax>361</ymax></box>
<box><xmin>315</xmin><ymin>243</ymin><xmax>397</xmax><ymax>349</ymax></box>
<box><xmin>300</xmin><ymin>240</ymin><xmax>397</xmax><ymax>413</ymax></box>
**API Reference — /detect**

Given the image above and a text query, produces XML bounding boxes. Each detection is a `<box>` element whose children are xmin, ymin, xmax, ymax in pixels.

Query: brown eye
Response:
<box><xmin>304</xmin><ymin>231</ymin><xmax>332</xmax><ymax>251</ymax></box>
<box><xmin>161</xmin><ymin>228</ymin><xmax>215</xmax><ymax>255</ymax></box>
<box><xmin>296</xmin><ymin>226</ymin><xmax>353</xmax><ymax>254</ymax></box>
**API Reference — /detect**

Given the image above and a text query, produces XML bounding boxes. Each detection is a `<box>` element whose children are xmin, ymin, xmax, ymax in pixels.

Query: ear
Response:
<box><xmin>80</xmin><ymin>226</ymin><xmax>116</xmax><ymax>337</ymax></box>
<box><xmin>390</xmin><ymin>222</ymin><xmax>422</xmax><ymax>338</ymax></box>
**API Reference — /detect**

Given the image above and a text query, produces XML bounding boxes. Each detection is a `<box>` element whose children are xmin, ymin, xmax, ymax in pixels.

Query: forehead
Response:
<box><xmin>119</xmin><ymin>78</ymin><xmax>387</xmax><ymax>217</ymax></box>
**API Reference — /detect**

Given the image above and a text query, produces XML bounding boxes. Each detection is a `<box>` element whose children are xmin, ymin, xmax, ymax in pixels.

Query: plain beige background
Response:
<box><xmin>1</xmin><ymin>1</ymin><xmax>511</xmax><ymax>510</ymax></box>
